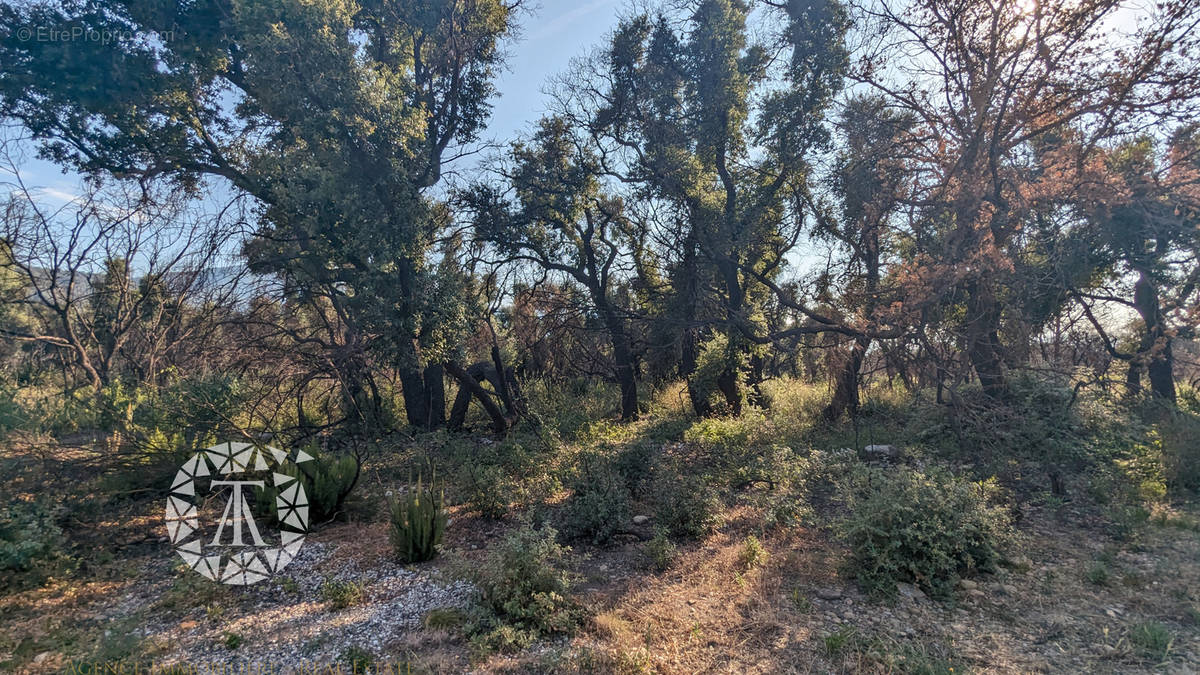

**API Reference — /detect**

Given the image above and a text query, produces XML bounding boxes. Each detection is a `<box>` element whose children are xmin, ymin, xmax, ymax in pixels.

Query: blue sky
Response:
<box><xmin>6</xmin><ymin>0</ymin><xmax>625</xmax><ymax>205</ymax></box>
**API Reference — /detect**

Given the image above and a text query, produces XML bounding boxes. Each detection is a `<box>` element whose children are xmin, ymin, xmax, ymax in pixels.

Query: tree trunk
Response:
<box><xmin>823</xmin><ymin>335</ymin><xmax>870</xmax><ymax>421</ymax></box>
<box><xmin>595</xmin><ymin>299</ymin><xmax>639</xmax><ymax>421</ymax></box>
<box><xmin>398</xmin><ymin>364</ymin><xmax>429</xmax><ymax>428</ymax></box>
<box><xmin>446</xmin><ymin>360</ymin><xmax>507</xmax><ymax>434</ymax></box>
<box><xmin>965</xmin><ymin>282</ymin><xmax>1007</xmax><ymax>398</ymax></box>
<box><xmin>423</xmin><ymin>364</ymin><xmax>446</xmax><ymax>427</ymax></box>
<box><xmin>677</xmin><ymin>235</ymin><xmax>712</xmax><ymax>417</ymax></box>
<box><xmin>1129</xmin><ymin>271</ymin><xmax>1176</xmax><ymax>402</ymax></box>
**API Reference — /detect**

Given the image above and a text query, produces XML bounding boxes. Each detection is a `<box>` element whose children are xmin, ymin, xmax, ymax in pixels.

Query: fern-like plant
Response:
<box><xmin>389</xmin><ymin>475</ymin><xmax>447</xmax><ymax>563</ymax></box>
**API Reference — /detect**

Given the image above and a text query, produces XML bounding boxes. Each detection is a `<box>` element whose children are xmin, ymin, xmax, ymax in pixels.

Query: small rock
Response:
<box><xmin>958</xmin><ymin>579</ymin><xmax>979</xmax><ymax>591</ymax></box>
<box><xmin>862</xmin><ymin>444</ymin><xmax>900</xmax><ymax>460</ymax></box>
<box><xmin>1001</xmin><ymin>584</ymin><xmax>1018</xmax><ymax>596</ymax></box>
<box><xmin>816</xmin><ymin>587</ymin><xmax>843</xmax><ymax>601</ymax></box>
<box><xmin>897</xmin><ymin>582</ymin><xmax>927</xmax><ymax>602</ymax></box>
<box><xmin>967</xmin><ymin>589</ymin><xmax>986</xmax><ymax>601</ymax></box>
<box><xmin>1007</xmin><ymin>555</ymin><xmax>1033</xmax><ymax>570</ymax></box>
<box><xmin>33</xmin><ymin>652</ymin><xmax>51</xmax><ymax>664</ymax></box>
<box><xmin>632</xmin><ymin>515</ymin><xmax>650</xmax><ymax>526</ymax></box>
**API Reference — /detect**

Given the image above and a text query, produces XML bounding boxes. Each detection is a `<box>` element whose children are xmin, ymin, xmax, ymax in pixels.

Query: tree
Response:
<box><xmin>562</xmin><ymin>0</ymin><xmax>850</xmax><ymax>416</ymax></box>
<box><xmin>853</xmin><ymin>0</ymin><xmax>1200</xmax><ymax>397</ymax></box>
<box><xmin>0</xmin><ymin>0</ymin><xmax>517</xmax><ymax>429</ymax></box>
<box><xmin>466</xmin><ymin>116</ymin><xmax>641</xmax><ymax>420</ymax></box>
<box><xmin>0</xmin><ymin>176</ymin><xmax>245</xmax><ymax>394</ymax></box>
<box><xmin>818</xmin><ymin>95</ymin><xmax>917</xmax><ymax>420</ymax></box>
<box><xmin>1071</xmin><ymin>131</ymin><xmax>1200</xmax><ymax>402</ymax></box>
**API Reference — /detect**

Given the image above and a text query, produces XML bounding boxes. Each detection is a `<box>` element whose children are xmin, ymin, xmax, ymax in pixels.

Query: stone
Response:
<box><xmin>958</xmin><ymin>579</ymin><xmax>978</xmax><ymax>591</ymax></box>
<box><xmin>632</xmin><ymin>515</ymin><xmax>650</xmax><ymax>526</ymax></box>
<box><xmin>816</xmin><ymin>587</ymin><xmax>843</xmax><ymax>601</ymax></box>
<box><xmin>897</xmin><ymin>582</ymin><xmax>927</xmax><ymax>602</ymax></box>
<box><xmin>862</xmin><ymin>444</ymin><xmax>900</xmax><ymax>460</ymax></box>
<box><xmin>33</xmin><ymin>652</ymin><xmax>51</xmax><ymax>664</ymax></box>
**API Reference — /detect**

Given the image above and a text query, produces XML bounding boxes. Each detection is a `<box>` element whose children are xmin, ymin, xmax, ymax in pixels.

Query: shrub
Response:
<box><xmin>738</xmin><ymin>535</ymin><xmax>768</xmax><ymax>571</ymax></box>
<box><xmin>341</xmin><ymin>646</ymin><xmax>374</xmax><ymax>672</ymax></box>
<box><xmin>319</xmin><ymin>579</ymin><xmax>364</xmax><ymax>609</ymax></box>
<box><xmin>643</xmin><ymin>528</ymin><xmax>677</xmax><ymax>572</ymax></box>
<box><xmin>388</xmin><ymin>476</ymin><xmax>447</xmax><ymax>563</ymax></box>
<box><xmin>259</xmin><ymin>444</ymin><xmax>359</xmax><ymax>524</ymax></box>
<box><xmin>459</xmin><ymin>462</ymin><xmax>510</xmax><ymax>518</ymax></box>
<box><xmin>611</xmin><ymin>442</ymin><xmax>658</xmax><ymax>497</ymax></box>
<box><xmin>467</xmin><ymin>521</ymin><xmax>581</xmax><ymax>652</ymax></box>
<box><xmin>839</xmin><ymin>467</ymin><xmax>1011</xmax><ymax>598</ymax></box>
<box><xmin>1161</xmin><ymin>411</ymin><xmax>1200</xmax><ymax>494</ymax></box>
<box><xmin>0</xmin><ymin>499</ymin><xmax>68</xmax><ymax>588</ymax></box>
<box><xmin>651</xmin><ymin>471</ymin><xmax>724</xmax><ymax>538</ymax></box>
<box><xmin>562</xmin><ymin>454</ymin><xmax>632</xmax><ymax>544</ymax></box>
<box><xmin>1129</xmin><ymin>620</ymin><xmax>1173</xmax><ymax>661</ymax></box>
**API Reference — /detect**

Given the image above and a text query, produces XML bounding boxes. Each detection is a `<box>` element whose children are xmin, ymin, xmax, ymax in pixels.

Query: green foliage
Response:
<box><xmin>1129</xmin><ymin>620</ymin><xmax>1173</xmax><ymax>661</ymax></box>
<box><xmin>424</xmin><ymin>607</ymin><xmax>468</xmax><ymax>631</ymax></box>
<box><xmin>651</xmin><ymin>470</ymin><xmax>724</xmax><ymax>539</ymax></box>
<box><xmin>839</xmin><ymin>467</ymin><xmax>1011</xmax><ymax>598</ymax></box>
<box><xmin>824</xmin><ymin>627</ymin><xmax>856</xmax><ymax>655</ymax></box>
<box><xmin>260</xmin><ymin>445</ymin><xmax>359</xmax><ymax>525</ymax></box>
<box><xmin>459</xmin><ymin>462</ymin><xmax>510</xmax><ymax>518</ymax></box>
<box><xmin>0</xmin><ymin>499</ymin><xmax>68</xmax><ymax>588</ymax></box>
<box><xmin>737</xmin><ymin>535</ymin><xmax>768</xmax><ymax>571</ymax></box>
<box><xmin>319</xmin><ymin>579</ymin><xmax>364</xmax><ymax>610</ymax></box>
<box><xmin>341</xmin><ymin>646</ymin><xmax>374</xmax><ymax>672</ymax></box>
<box><xmin>690</xmin><ymin>334</ymin><xmax>746</xmax><ymax>415</ymax></box>
<box><xmin>1160</xmin><ymin>411</ymin><xmax>1200</xmax><ymax>494</ymax></box>
<box><xmin>562</xmin><ymin>453</ymin><xmax>633</xmax><ymax>544</ymax></box>
<box><xmin>467</xmin><ymin>521</ymin><xmax>581</xmax><ymax>653</ymax></box>
<box><xmin>642</xmin><ymin>528</ymin><xmax>677</xmax><ymax>572</ymax></box>
<box><xmin>1085</xmin><ymin>561</ymin><xmax>1110</xmax><ymax>586</ymax></box>
<box><xmin>221</xmin><ymin>632</ymin><xmax>243</xmax><ymax>650</ymax></box>
<box><xmin>388</xmin><ymin>476</ymin><xmax>447</xmax><ymax>564</ymax></box>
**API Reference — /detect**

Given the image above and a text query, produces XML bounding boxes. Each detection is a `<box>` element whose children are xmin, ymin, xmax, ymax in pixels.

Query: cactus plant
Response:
<box><xmin>389</xmin><ymin>475</ymin><xmax>447</xmax><ymax>563</ymax></box>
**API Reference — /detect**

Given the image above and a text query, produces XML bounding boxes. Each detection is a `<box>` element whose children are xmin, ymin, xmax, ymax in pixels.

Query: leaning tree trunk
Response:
<box><xmin>446</xmin><ymin>360</ymin><xmax>508</xmax><ymax>434</ymax></box>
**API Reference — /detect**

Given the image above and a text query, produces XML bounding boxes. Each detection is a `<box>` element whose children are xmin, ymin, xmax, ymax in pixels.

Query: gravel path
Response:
<box><xmin>144</xmin><ymin>538</ymin><xmax>475</xmax><ymax>669</ymax></box>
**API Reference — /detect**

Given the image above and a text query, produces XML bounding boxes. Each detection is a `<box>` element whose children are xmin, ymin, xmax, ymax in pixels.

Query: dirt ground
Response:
<box><xmin>1</xmin><ymin>438</ymin><xmax>1199</xmax><ymax>674</ymax></box>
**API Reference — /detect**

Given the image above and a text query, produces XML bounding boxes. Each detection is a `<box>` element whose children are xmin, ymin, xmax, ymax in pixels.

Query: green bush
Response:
<box><xmin>389</xmin><ymin>476</ymin><xmax>447</xmax><ymax>563</ymax></box>
<box><xmin>319</xmin><ymin>579</ymin><xmax>364</xmax><ymax>609</ymax></box>
<box><xmin>839</xmin><ymin>467</ymin><xmax>1011</xmax><ymax>598</ymax></box>
<box><xmin>1161</xmin><ymin>411</ymin><xmax>1200</xmax><ymax>494</ymax></box>
<box><xmin>562</xmin><ymin>454</ymin><xmax>632</xmax><ymax>544</ymax></box>
<box><xmin>611</xmin><ymin>442</ymin><xmax>658</xmax><ymax>497</ymax></box>
<box><xmin>651</xmin><ymin>471</ymin><xmax>724</xmax><ymax>538</ymax></box>
<box><xmin>467</xmin><ymin>521</ymin><xmax>581</xmax><ymax>652</ymax></box>
<box><xmin>259</xmin><ymin>444</ymin><xmax>359</xmax><ymax>525</ymax></box>
<box><xmin>642</xmin><ymin>528</ymin><xmax>677</xmax><ymax>572</ymax></box>
<box><xmin>0</xmin><ymin>499</ymin><xmax>68</xmax><ymax>588</ymax></box>
<box><xmin>459</xmin><ymin>462</ymin><xmax>510</xmax><ymax>518</ymax></box>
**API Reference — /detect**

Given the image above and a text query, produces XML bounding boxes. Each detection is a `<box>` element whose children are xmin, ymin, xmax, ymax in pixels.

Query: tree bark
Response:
<box><xmin>445</xmin><ymin>360</ymin><xmax>507</xmax><ymax>434</ymax></box>
<box><xmin>595</xmin><ymin>299</ymin><xmax>639</xmax><ymax>421</ymax></box>
<box><xmin>1129</xmin><ymin>271</ymin><xmax>1176</xmax><ymax>402</ymax></box>
<box><xmin>823</xmin><ymin>335</ymin><xmax>870</xmax><ymax>421</ymax></box>
<box><xmin>964</xmin><ymin>282</ymin><xmax>1007</xmax><ymax>398</ymax></box>
<box><xmin>423</xmin><ymin>363</ymin><xmax>446</xmax><ymax>427</ymax></box>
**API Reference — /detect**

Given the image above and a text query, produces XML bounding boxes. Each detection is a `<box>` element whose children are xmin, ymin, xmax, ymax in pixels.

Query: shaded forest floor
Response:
<box><xmin>2</xmin><ymin>381</ymin><xmax>1199</xmax><ymax>673</ymax></box>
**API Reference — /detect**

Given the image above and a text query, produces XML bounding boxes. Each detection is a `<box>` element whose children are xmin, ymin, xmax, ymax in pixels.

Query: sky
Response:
<box><xmin>5</xmin><ymin>0</ymin><xmax>626</xmax><ymax>206</ymax></box>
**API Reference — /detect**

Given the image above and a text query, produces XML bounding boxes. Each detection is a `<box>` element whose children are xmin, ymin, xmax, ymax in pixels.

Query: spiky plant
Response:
<box><xmin>389</xmin><ymin>475</ymin><xmax>447</xmax><ymax>563</ymax></box>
